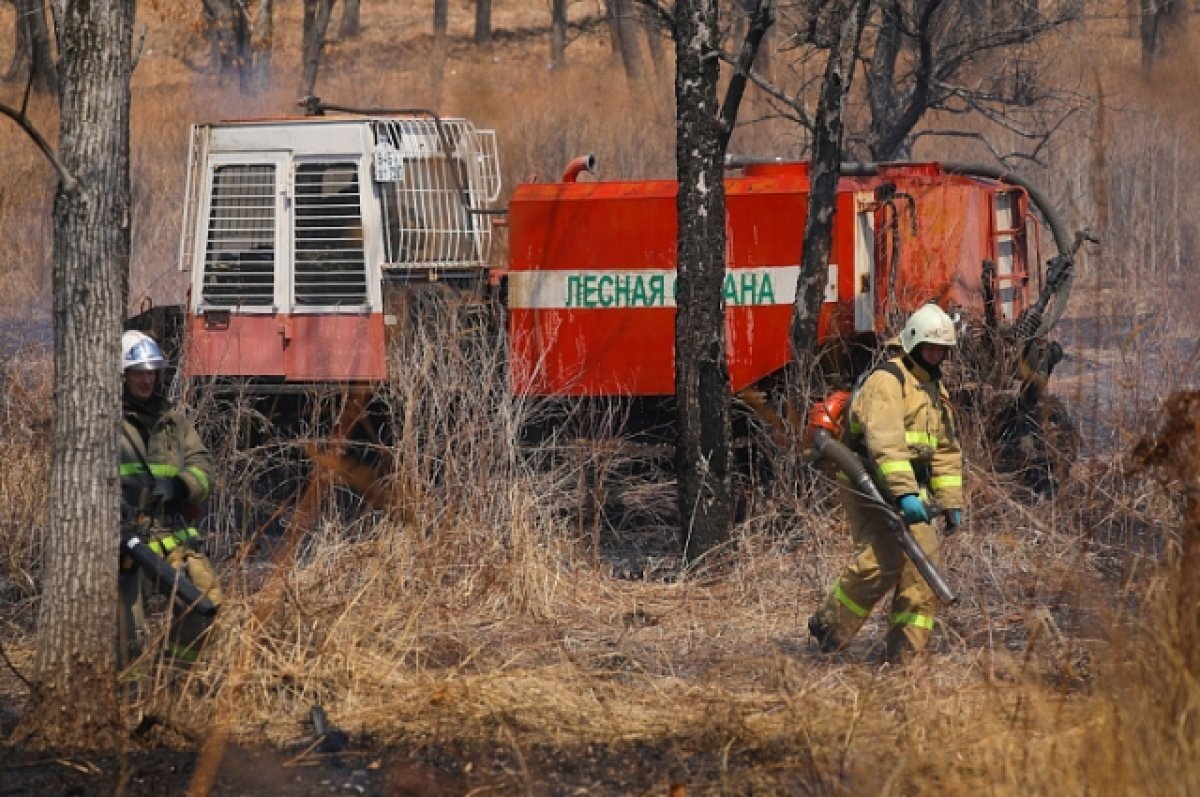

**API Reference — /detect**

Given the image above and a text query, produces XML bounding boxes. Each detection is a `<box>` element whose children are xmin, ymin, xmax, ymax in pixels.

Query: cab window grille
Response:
<box><xmin>372</xmin><ymin>119</ymin><xmax>498</xmax><ymax>268</ymax></box>
<box><xmin>201</xmin><ymin>164</ymin><xmax>276</xmax><ymax>306</ymax></box>
<box><xmin>294</xmin><ymin>163</ymin><xmax>368</xmax><ymax>306</ymax></box>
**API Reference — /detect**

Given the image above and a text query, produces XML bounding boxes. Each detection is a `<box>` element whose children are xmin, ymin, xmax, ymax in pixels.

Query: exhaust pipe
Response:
<box><xmin>562</xmin><ymin>153</ymin><xmax>596</xmax><ymax>183</ymax></box>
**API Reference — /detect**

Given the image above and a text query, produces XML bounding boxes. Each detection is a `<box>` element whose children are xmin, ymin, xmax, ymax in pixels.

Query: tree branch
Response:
<box><xmin>634</xmin><ymin>0</ymin><xmax>674</xmax><ymax>37</ymax></box>
<box><xmin>717</xmin><ymin>50</ymin><xmax>814</xmax><ymax>130</ymax></box>
<box><xmin>911</xmin><ymin>129</ymin><xmax>1038</xmax><ymax>165</ymax></box>
<box><xmin>913</xmin><ymin>103</ymin><xmax>1076</xmax><ymax>166</ymax></box>
<box><xmin>0</xmin><ymin>103</ymin><xmax>79</xmax><ymax>193</ymax></box>
<box><xmin>871</xmin><ymin>0</ymin><xmax>943</xmax><ymax>159</ymax></box>
<box><xmin>720</xmin><ymin>0</ymin><xmax>774</xmax><ymax>151</ymax></box>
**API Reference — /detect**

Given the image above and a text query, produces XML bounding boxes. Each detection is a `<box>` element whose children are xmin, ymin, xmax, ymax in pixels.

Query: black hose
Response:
<box><xmin>121</xmin><ymin>533</ymin><xmax>218</xmax><ymax>616</ymax></box>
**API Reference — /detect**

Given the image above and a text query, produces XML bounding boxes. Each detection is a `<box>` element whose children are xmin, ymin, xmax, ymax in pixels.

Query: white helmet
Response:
<box><xmin>121</xmin><ymin>330</ymin><xmax>167</xmax><ymax>372</ymax></box>
<box><xmin>900</xmin><ymin>304</ymin><xmax>957</xmax><ymax>354</ymax></box>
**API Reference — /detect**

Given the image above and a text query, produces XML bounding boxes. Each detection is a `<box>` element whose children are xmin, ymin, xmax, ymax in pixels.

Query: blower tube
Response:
<box><xmin>121</xmin><ymin>532</ymin><xmax>219</xmax><ymax>617</ymax></box>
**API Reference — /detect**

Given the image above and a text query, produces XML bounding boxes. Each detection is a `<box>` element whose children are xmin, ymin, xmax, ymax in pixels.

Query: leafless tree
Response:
<box><xmin>551</xmin><ymin>0</ymin><xmax>568</xmax><ymax>68</ymax></box>
<box><xmin>731</xmin><ymin>0</ymin><xmax>771</xmax><ymax>79</ymax></box>
<box><xmin>432</xmin><ymin>0</ymin><xmax>449</xmax><ymax>86</ymax></box>
<box><xmin>5</xmin><ymin>0</ymin><xmax>133</xmax><ymax>749</ymax></box>
<box><xmin>256</xmin><ymin>0</ymin><xmax>274</xmax><ymax>78</ymax></box>
<box><xmin>1139</xmin><ymin>0</ymin><xmax>1187</xmax><ymax>69</ymax></box>
<box><xmin>609</xmin><ymin>0</ymin><xmax>648</xmax><ymax>81</ymax></box>
<box><xmin>675</xmin><ymin>0</ymin><xmax>730</xmax><ymax>560</ymax></box>
<box><xmin>790</xmin><ymin>0</ymin><xmax>873</xmax><ymax>357</ymax></box>
<box><xmin>640</xmin><ymin>1</ymin><xmax>666</xmax><ymax>69</ymax></box>
<box><xmin>338</xmin><ymin>0</ymin><xmax>361</xmax><ymax>39</ymax></box>
<box><xmin>674</xmin><ymin>0</ymin><xmax>772</xmax><ymax>560</ymax></box>
<box><xmin>4</xmin><ymin>0</ymin><xmax>56</xmax><ymax>94</ymax></box>
<box><xmin>300</xmin><ymin>0</ymin><xmax>335</xmax><ymax>99</ymax></box>
<box><xmin>475</xmin><ymin>0</ymin><xmax>492</xmax><ymax>46</ymax></box>
<box><xmin>201</xmin><ymin>0</ymin><xmax>272</xmax><ymax>91</ymax></box>
<box><xmin>747</xmin><ymin>0</ymin><xmax>1083</xmax><ymax>164</ymax></box>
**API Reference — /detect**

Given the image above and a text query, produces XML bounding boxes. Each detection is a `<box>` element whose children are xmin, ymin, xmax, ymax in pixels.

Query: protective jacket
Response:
<box><xmin>846</xmin><ymin>355</ymin><xmax>963</xmax><ymax>511</ymax></box>
<box><xmin>120</xmin><ymin>395</ymin><xmax>213</xmax><ymax>543</ymax></box>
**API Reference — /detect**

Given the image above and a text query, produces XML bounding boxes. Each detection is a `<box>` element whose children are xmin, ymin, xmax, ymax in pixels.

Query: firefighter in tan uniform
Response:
<box><xmin>808</xmin><ymin>304</ymin><xmax>964</xmax><ymax>663</ymax></box>
<box><xmin>119</xmin><ymin>331</ymin><xmax>221</xmax><ymax>668</ymax></box>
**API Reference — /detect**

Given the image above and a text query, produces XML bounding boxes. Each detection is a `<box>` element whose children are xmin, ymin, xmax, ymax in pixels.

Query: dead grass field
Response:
<box><xmin>2</xmin><ymin>2</ymin><xmax>1200</xmax><ymax>793</ymax></box>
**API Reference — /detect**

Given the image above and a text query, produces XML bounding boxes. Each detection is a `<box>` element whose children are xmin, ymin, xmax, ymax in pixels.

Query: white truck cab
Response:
<box><xmin>176</xmin><ymin>111</ymin><xmax>501</xmax><ymax>384</ymax></box>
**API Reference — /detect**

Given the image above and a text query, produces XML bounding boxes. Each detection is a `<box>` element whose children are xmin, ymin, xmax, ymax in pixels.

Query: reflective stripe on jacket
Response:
<box><xmin>120</xmin><ymin>405</ymin><xmax>213</xmax><ymax>528</ymax></box>
<box><xmin>847</xmin><ymin>356</ymin><xmax>963</xmax><ymax>510</ymax></box>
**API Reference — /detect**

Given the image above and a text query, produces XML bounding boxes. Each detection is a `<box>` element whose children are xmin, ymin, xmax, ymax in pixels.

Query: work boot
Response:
<box><xmin>808</xmin><ymin>614</ymin><xmax>841</xmax><ymax>653</ymax></box>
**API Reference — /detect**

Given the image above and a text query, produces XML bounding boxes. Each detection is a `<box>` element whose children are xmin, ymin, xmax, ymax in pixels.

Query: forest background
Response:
<box><xmin>1</xmin><ymin>0</ymin><xmax>1199</xmax><ymax>794</ymax></box>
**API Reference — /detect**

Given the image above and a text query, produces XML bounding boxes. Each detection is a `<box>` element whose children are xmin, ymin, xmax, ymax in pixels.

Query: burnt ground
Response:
<box><xmin>1</xmin><ymin>745</ymin><xmax>418</xmax><ymax>797</ymax></box>
<box><xmin>0</xmin><ymin>699</ymin><xmax>809</xmax><ymax>796</ymax></box>
<box><xmin>0</xmin><ymin>736</ymin><xmax>814</xmax><ymax>796</ymax></box>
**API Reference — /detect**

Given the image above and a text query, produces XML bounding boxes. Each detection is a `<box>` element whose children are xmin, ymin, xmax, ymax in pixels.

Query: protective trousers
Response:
<box><xmin>117</xmin><ymin>543</ymin><xmax>222</xmax><ymax>670</ymax></box>
<box><xmin>814</xmin><ymin>486</ymin><xmax>941</xmax><ymax>662</ymax></box>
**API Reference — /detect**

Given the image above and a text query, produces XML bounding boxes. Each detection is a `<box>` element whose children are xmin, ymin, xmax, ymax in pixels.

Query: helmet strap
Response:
<box><xmin>905</xmin><ymin>349</ymin><xmax>942</xmax><ymax>382</ymax></box>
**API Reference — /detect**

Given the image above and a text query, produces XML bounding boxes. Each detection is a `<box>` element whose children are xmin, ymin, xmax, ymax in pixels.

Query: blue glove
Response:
<box><xmin>944</xmin><ymin>509</ymin><xmax>962</xmax><ymax>531</ymax></box>
<box><xmin>898</xmin><ymin>494</ymin><xmax>930</xmax><ymax>524</ymax></box>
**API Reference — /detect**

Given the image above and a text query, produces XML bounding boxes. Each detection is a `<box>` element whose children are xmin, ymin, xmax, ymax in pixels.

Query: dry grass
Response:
<box><xmin>84</xmin><ymin>273</ymin><xmax>1190</xmax><ymax>791</ymax></box>
<box><xmin>1</xmin><ymin>2</ymin><xmax>1199</xmax><ymax>792</ymax></box>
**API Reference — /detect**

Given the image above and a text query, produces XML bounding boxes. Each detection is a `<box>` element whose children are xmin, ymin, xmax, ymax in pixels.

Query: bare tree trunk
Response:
<box><xmin>790</xmin><ymin>0</ymin><xmax>872</xmax><ymax>357</ymax></box>
<box><xmin>300</xmin><ymin>0</ymin><xmax>335</xmax><ymax>99</ymax></box>
<box><xmin>338</xmin><ymin>0</ymin><xmax>361</xmax><ymax>39</ymax></box>
<box><xmin>865</xmin><ymin>0</ymin><xmax>942</xmax><ymax>161</ymax></box>
<box><xmin>719</xmin><ymin>0</ymin><xmax>773</xmax><ymax>152</ymax></box>
<box><xmin>753</xmin><ymin>19</ymin><xmax>770</xmax><ymax>79</ymax></box>
<box><xmin>608</xmin><ymin>0</ymin><xmax>646</xmax><ymax>82</ymax></box>
<box><xmin>205</xmin><ymin>0</ymin><xmax>273</xmax><ymax>91</ymax></box>
<box><xmin>641</xmin><ymin>3</ymin><xmax>664</xmax><ymax>69</ymax></box>
<box><xmin>1140</xmin><ymin>0</ymin><xmax>1187</xmax><ymax>69</ymax></box>
<box><xmin>1140</xmin><ymin>0</ymin><xmax>1160</xmax><ymax>67</ymax></box>
<box><xmin>475</xmin><ymin>0</ymin><xmax>492</xmax><ymax>46</ymax></box>
<box><xmin>866</xmin><ymin>0</ymin><xmax>902</xmax><ymax>151</ymax></box>
<box><xmin>731</xmin><ymin>0</ymin><xmax>770</xmax><ymax>80</ymax></box>
<box><xmin>550</xmin><ymin>0</ymin><xmax>567</xmax><ymax>69</ymax></box>
<box><xmin>4</xmin><ymin>0</ymin><xmax>32</xmax><ymax>81</ymax></box>
<box><xmin>205</xmin><ymin>0</ymin><xmax>244</xmax><ymax>79</ymax></box>
<box><xmin>605</xmin><ymin>0</ymin><xmax>621</xmax><ymax>55</ymax></box>
<box><xmin>432</xmin><ymin>0</ymin><xmax>448</xmax><ymax>87</ymax></box>
<box><xmin>253</xmin><ymin>0</ymin><xmax>274</xmax><ymax>83</ymax></box>
<box><xmin>675</xmin><ymin>0</ymin><xmax>732</xmax><ymax>561</ymax></box>
<box><xmin>13</xmin><ymin>0</ymin><xmax>132</xmax><ymax>750</ymax></box>
<box><xmin>7</xmin><ymin>0</ymin><xmax>57</xmax><ymax>93</ymax></box>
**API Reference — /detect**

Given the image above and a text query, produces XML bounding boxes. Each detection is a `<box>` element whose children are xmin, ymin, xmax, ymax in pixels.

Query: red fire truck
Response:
<box><xmin>505</xmin><ymin>158</ymin><xmax>1069</xmax><ymax>399</ymax></box>
<box><xmin>128</xmin><ymin>103</ymin><xmax>1080</xmax><ymax>512</ymax></box>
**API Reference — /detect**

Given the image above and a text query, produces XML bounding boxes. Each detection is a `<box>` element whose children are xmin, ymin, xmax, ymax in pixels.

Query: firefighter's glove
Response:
<box><xmin>898</xmin><ymin>494</ymin><xmax>930</xmax><ymax>525</ymax></box>
<box><xmin>152</xmin><ymin>476</ymin><xmax>190</xmax><ymax>513</ymax></box>
<box><xmin>944</xmin><ymin>509</ymin><xmax>963</xmax><ymax>534</ymax></box>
